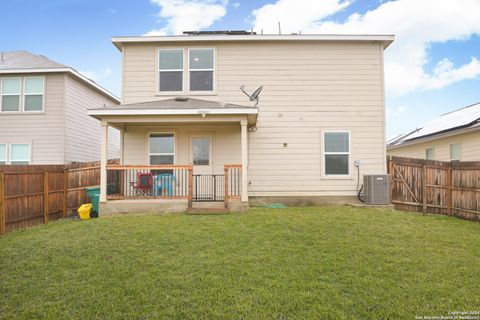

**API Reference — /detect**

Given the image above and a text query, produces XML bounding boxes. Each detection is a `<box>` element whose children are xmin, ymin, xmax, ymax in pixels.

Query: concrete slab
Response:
<box><xmin>100</xmin><ymin>199</ymin><xmax>188</xmax><ymax>216</ymax></box>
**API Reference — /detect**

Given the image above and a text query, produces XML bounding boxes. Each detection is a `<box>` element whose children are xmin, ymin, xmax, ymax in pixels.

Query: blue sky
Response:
<box><xmin>1</xmin><ymin>0</ymin><xmax>479</xmax><ymax>138</ymax></box>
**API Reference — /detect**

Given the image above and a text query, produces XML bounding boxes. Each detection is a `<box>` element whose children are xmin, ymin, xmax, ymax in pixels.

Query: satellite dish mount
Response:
<box><xmin>240</xmin><ymin>85</ymin><xmax>263</xmax><ymax>106</ymax></box>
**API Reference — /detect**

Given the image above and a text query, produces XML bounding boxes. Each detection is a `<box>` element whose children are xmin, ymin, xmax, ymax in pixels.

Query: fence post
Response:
<box><xmin>44</xmin><ymin>171</ymin><xmax>49</xmax><ymax>224</ymax></box>
<box><xmin>0</xmin><ymin>172</ymin><xmax>5</xmax><ymax>235</ymax></box>
<box><xmin>187</xmin><ymin>167</ymin><xmax>193</xmax><ymax>208</ymax></box>
<box><xmin>388</xmin><ymin>157</ymin><xmax>394</xmax><ymax>204</ymax></box>
<box><xmin>63</xmin><ymin>169</ymin><xmax>68</xmax><ymax>218</ymax></box>
<box><xmin>422</xmin><ymin>165</ymin><xmax>427</xmax><ymax>214</ymax></box>
<box><xmin>224</xmin><ymin>166</ymin><xmax>229</xmax><ymax>209</ymax></box>
<box><xmin>447</xmin><ymin>167</ymin><xmax>452</xmax><ymax>215</ymax></box>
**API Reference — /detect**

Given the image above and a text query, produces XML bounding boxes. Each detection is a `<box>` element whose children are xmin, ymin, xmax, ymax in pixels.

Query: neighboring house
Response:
<box><xmin>387</xmin><ymin>102</ymin><xmax>480</xmax><ymax>161</ymax></box>
<box><xmin>0</xmin><ymin>51</ymin><xmax>120</xmax><ymax>165</ymax></box>
<box><xmin>88</xmin><ymin>31</ymin><xmax>394</xmax><ymax>212</ymax></box>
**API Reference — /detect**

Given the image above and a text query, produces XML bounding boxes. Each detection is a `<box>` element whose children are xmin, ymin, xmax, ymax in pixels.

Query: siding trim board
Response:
<box><xmin>112</xmin><ymin>34</ymin><xmax>395</xmax><ymax>50</ymax></box>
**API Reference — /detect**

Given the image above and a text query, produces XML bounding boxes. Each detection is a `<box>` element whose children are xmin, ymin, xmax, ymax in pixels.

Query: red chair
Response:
<box><xmin>130</xmin><ymin>172</ymin><xmax>153</xmax><ymax>196</ymax></box>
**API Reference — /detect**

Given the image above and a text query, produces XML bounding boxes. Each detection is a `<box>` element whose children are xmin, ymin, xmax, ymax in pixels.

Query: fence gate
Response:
<box><xmin>388</xmin><ymin>156</ymin><xmax>480</xmax><ymax>222</ymax></box>
<box><xmin>193</xmin><ymin>174</ymin><xmax>225</xmax><ymax>202</ymax></box>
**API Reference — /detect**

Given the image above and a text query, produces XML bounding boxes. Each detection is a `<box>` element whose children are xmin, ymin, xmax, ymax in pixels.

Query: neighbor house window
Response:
<box><xmin>425</xmin><ymin>148</ymin><xmax>434</xmax><ymax>160</ymax></box>
<box><xmin>0</xmin><ymin>144</ymin><xmax>6</xmax><ymax>165</ymax></box>
<box><xmin>10</xmin><ymin>144</ymin><xmax>30</xmax><ymax>165</ymax></box>
<box><xmin>324</xmin><ymin>132</ymin><xmax>350</xmax><ymax>175</ymax></box>
<box><xmin>149</xmin><ymin>133</ymin><xmax>175</xmax><ymax>165</ymax></box>
<box><xmin>450</xmin><ymin>143</ymin><xmax>460</xmax><ymax>161</ymax></box>
<box><xmin>158</xmin><ymin>49</ymin><xmax>183</xmax><ymax>92</ymax></box>
<box><xmin>24</xmin><ymin>77</ymin><xmax>44</xmax><ymax>111</ymax></box>
<box><xmin>189</xmin><ymin>49</ymin><xmax>214</xmax><ymax>92</ymax></box>
<box><xmin>1</xmin><ymin>78</ymin><xmax>21</xmax><ymax>112</ymax></box>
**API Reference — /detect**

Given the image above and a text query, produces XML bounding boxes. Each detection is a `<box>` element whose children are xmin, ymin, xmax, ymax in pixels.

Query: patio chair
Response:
<box><xmin>130</xmin><ymin>172</ymin><xmax>153</xmax><ymax>196</ymax></box>
<box><xmin>153</xmin><ymin>173</ymin><xmax>175</xmax><ymax>197</ymax></box>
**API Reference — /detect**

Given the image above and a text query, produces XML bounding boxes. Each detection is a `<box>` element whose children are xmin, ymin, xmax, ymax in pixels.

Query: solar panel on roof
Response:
<box><xmin>388</xmin><ymin>102</ymin><xmax>480</xmax><ymax>146</ymax></box>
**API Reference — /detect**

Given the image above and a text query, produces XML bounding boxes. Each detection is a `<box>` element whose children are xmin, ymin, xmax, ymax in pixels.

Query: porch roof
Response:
<box><xmin>88</xmin><ymin>97</ymin><xmax>258</xmax><ymax>127</ymax></box>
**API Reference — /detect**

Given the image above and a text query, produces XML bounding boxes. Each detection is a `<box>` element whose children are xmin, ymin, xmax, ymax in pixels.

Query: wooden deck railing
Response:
<box><xmin>224</xmin><ymin>164</ymin><xmax>242</xmax><ymax>208</ymax></box>
<box><xmin>106</xmin><ymin>165</ymin><xmax>194</xmax><ymax>205</ymax></box>
<box><xmin>106</xmin><ymin>164</ymin><xmax>242</xmax><ymax>208</ymax></box>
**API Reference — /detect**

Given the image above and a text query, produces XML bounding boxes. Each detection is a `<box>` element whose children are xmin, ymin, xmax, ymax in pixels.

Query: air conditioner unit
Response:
<box><xmin>363</xmin><ymin>174</ymin><xmax>390</xmax><ymax>205</ymax></box>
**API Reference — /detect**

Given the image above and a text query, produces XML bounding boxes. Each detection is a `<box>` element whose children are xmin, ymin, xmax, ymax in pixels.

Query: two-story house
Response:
<box><xmin>88</xmin><ymin>32</ymin><xmax>394</xmax><ymax>213</ymax></box>
<box><xmin>0</xmin><ymin>51</ymin><xmax>120</xmax><ymax>165</ymax></box>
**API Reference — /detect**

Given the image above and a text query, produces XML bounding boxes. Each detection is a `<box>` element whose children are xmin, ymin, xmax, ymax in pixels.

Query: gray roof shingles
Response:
<box><xmin>89</xmin><ymin>98</ymin><xmax>256</xmax><ymax>110</ymax></box>
<box><xmin>0</xmin><ymin>50</ymin><xmax>66</xmax><ymax>70</ymax></box>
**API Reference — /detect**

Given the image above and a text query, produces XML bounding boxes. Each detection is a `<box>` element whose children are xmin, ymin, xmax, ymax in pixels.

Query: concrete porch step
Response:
<box><xmin>186</xmin><ymin>208</ymin><xmax>229</xmax><ymax>215</ymax></box>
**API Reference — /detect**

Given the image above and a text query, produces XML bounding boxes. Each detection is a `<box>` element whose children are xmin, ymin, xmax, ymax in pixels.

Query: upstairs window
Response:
<box><xmin>1</xmin><ymin>78</ymin><xmax>21</xmax><ymax>112</ymax></box>
<box><xmin>450</xmin><ymin>143</ymin><xmax>460</xmax><ymax>161</ymax></box>
<box><xmin>159</xmin><ymin>49</ymin><xmax>183</xmax><ymax>92</ymax></box>
<box><xmin>425</xmin><ymin>148</ymin><xmax>434</xmax><ymax>160</ymax></box>
<box><xmin>0</xmin><ymin>144</ymin><xmax>6</xmax><ymax>165</ymax></box>
<box><xmin>10</xmin><ymin>144</ymin><xmax>30</xmax><ymax>165</ymax></box>
<box><xmin>189</xmin><ymin>49</ymin><xmax>214</xmax><ymax>92</ymax></box>
<box><xmin>24</xmin><ymin>77</ymin><xmax>44</xmax><ymax>111</ymax></box>
<box><xmin>157</xmin><ymin>48</ymin><xmax>215</xmax><ymax>94</ymax></box>
<box><xmin>324</xmin><ymin>132</ymin><xmax>350</xmax><ymax>176</ymax></box>
<box><xmin>149</xmin><ymin>133</ymin><xmax>175</xmax><ymax>165</ymax></box>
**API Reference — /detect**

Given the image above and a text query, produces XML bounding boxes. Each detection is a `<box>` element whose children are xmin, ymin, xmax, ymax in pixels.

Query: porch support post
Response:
<box><xmin>241</xmin><ymin>120</ymin><xmax>248</xmax><ymax>202</ymax></box>
<box><xmin>119</xmin><ymin>129</ymin><xmax>124</xmax><ymax>165</ymax></box>
<box><xmin>100</xmin><ymin>121</ymin><xmax>109</xmax><ymax>203</ymax></box>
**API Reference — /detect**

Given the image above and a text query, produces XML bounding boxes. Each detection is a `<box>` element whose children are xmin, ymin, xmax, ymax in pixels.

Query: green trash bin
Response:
<box><xmin>84</xmin><ymin>187</ymin><xmax>100</xmax><ymax>218</ymax></box>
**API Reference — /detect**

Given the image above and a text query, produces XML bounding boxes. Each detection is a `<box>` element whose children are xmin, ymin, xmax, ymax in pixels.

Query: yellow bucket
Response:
<box><xmin>78</xmin><ymin>204</ymin><xmax>92</xmax><ymax>220</ymax></box>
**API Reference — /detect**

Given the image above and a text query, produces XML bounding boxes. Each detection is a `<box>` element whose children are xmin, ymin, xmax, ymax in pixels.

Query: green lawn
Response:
<box><xmin>1</xmin><ymin>207</ymin><xmax>479</xmax><ymax>319</ymax></box>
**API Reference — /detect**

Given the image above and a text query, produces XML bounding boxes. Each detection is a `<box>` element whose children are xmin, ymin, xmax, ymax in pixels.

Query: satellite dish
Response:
<box><xmin>240</xmin><ymin>85</ymin><xmax>263</xmax><ymax>106</ymax></box>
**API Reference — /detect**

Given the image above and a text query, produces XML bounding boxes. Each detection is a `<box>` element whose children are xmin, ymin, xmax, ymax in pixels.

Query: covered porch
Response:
<box><xmin>88</xmin><ymin>98</ymin><xmax>257</xmax><ymax>213</ymax></box>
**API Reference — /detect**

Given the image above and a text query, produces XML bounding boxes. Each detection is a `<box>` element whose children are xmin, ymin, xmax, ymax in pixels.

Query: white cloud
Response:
<box><xmin>251</xmin><ymin>0</ymin><xmax>480</xmax><ymax>97</ymax></box>
<box><xmin>79</xmin><ymin>68</ymin><xmax>113</xmax><ymax>82</ymax></box>
<box><xmin>425</xmin><ymin>57</ymin><xmax>480</xmax><ymax>90</ymax></box>
<box><xmin>252</xmin><ymin>0</ymin><xmax>350</xmax><ymax>34</ymax></box>
<box><xmin>145</xmin><ymin>0</ymin><xmax>228</xmax><ymax>36</ymax></box>
<box><xmin>232</xmin><ymin>2</ymin><xmax>240</xmax><ymax>9</ymax></box>
<box><xmin>386</xmin><ymin>105</ymin><xmax>406</xmax><ymax>118</ymax></box>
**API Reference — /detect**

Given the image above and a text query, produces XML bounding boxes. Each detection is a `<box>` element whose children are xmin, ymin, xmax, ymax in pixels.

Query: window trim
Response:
<box><xmin>322</xmin><ymin>130</ymin><xmax>351</xmax><ymax>178</ymax></box>
<box><xmin>1</xmin><ymin>77</ymin><xmax>22</xmax><ymax>113</ymax></box>
<box><xmin>23</xmin><ymin>76</ymin><xmax>45</xmax><ymax>112</ymax></box>
<box><xmin>0</xmin><ymin>143</ymin><xmax>6</xmax><ymax>165</ymax></box>
<box><xmin>9</xmin><ymin>143</ymin><xmax>31</xmax><ymax>165</ymax></box>
<box><xmin>158</xmin><ymin>49</ymin><xmax>184</xmax><ymax>95</ymax></box>
<box><xmin>155</xmin><ymin>47</ymin><xmax>217</xmax><ymax>96</ymax></box>
<box><xmin>147</xmin><ymin>132</ymin><xmax>176</xmax><ymax>165</ymax></box>
<box><xmin>449</xmin><ymin>142</ymin><xmax>461</xmax><ymax>161</ymax></box>
<box><xmin>187</xmin><ymin>48</ymin><xmax>216</xmax><ymax>94</ymax></box>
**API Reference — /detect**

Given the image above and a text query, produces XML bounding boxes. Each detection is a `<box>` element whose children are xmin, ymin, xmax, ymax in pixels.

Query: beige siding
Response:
<box><xmin>123</xmin><ymin>123</ymin><xmax>241</xmax><ymax>174</ymax></box>
<box><xmin>0</xmin><ymin>73</ymin><xmax>65</xmax><ymax>164</ymax></box>
<box><xmin>388</xmin><ymin>130</ymin><xmax>480</xmax><ymax>161</ymax></box>
<box><xmin>64</xmin><ymin>74</ymin><xmax>120</xmax><ymax>162</ymax></box>
<box><xmin>121</xmin><ymin>41</ymin><xmax>386</xmax><ymax>196</ymax></box>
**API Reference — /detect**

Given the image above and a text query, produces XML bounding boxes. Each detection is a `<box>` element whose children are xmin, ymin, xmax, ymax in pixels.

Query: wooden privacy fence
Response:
<box><xmin>0</xmin><ymin>160</ymin><xmax>118</xmax><ymax>235</ymax></box>
<box><xmin>388</xmin><ymin>156</ymin><xmax>480</xmax><ymax>221</ymax></box>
